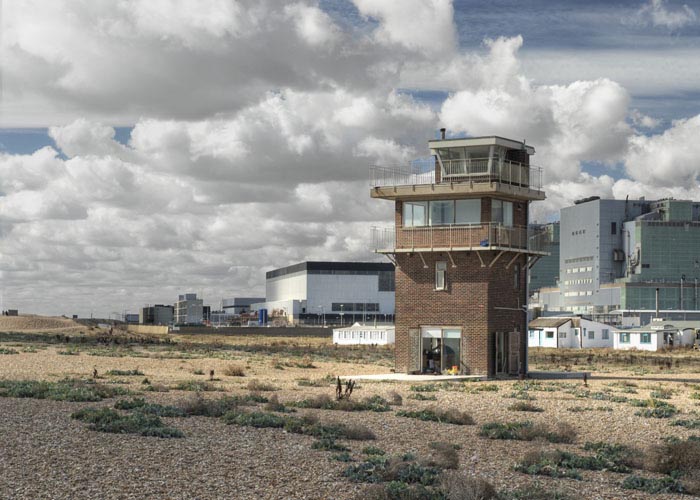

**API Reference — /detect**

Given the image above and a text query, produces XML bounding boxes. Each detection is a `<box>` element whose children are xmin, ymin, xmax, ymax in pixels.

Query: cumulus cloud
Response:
<box><xmin>0</xmin><ymin>0</ymin><xmax>697</xmax><ymax>316</ymax></box>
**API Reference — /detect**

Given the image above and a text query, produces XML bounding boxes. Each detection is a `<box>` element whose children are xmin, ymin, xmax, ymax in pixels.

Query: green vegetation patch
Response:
<box><xmin>396</xmin><ymin>408</ymin><xmax>474</xmax><ymax>425</ymax></box>
<box><xmin>621</xmin><ymin>475</ymin><xmax>685</xmax><ymax>494</ymax></box>
<box><xmin>106</xmin><ymin>369</ymin><xmax>144</xmax><ymax>376</ymax></box>
<box><xmin>0</xmin><ymin>378</ymin><xmax>129</xmax><ymax>402</ymax></box>
<box><xmin>479</xmin><ymin>421</ymin><xmax>576</xmax><ymax>443</ymax></box>
<box><xmin>71</xmin><ymin>407</ymin><xmax>183</xmax><ymax>438</ymax></box>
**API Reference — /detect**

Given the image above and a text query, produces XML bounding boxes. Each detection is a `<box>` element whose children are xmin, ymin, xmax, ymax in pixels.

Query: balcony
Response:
<box><xmin>370</xmin><ymin>157</ymin><xmax>544</xmax><ymax>201</ymax></box>
<box><xmin>371</xmin><ymin>223</ymin><xmax>550</xmax><ymax>255</ymax></box>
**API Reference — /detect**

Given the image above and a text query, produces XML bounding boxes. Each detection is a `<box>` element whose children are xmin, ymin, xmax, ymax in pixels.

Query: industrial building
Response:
<box><xmin>222</xmin><ymin>297</ymin><xmax>264</xmax><ymax>316</ymax></box>
<box><xmin>252</xmin><ymin>261</ymin><xmax>395</xmax><ymax>325</ymax></box>
<box><xmin>139</xmin><ymin>304</ymin><xmax>174</xmax><ymax>325</ymax></box>
<box><xmin>371</xmin><ymin>134</ymin><xmax>548</xmax><ymax>377</ymax></box>
<box><xmin>532</xmin><ymin>198</ymin><xmax>700</xmax><ymax>324</ymax></box>
<box><xmin>528</xmin><ymin>222</ymin><xmax>559</xmax><ymax>293</ymax></box>
<box><xmin>174</xmin><ymin>293</ymin><xmax>204</xmax><ymax>325</ymax></box>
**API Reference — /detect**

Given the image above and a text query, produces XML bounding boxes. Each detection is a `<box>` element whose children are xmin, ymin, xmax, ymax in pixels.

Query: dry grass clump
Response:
<box><xmin>439</xmin><ymin>472</ymin><xmax>497</xmax><ymax>500</ymax></box>
<box><xmin>388</xmin><ymin>390</ymin><xmax>403</xmax><ymax>406</ymax></box>
<box><xmin>246</xmin><ymin>380</ymin><xmax>277</xmax><ymax>392</ymax></box>
<box><xmin>480</xmin><ymin>421</ymin><xmax>576</xmax><ymax>444</ymax></box>
<box><xmin>644</xmin><ymin>437</ymin><xmax>700</xmax><ymax>476</ymax></box>
<box><xmin>222</xmin><ymin>365</ymin><xmax>246</xmax><ymax>377</ymax></box>
<box><xmin>396</xmin><ymin>407</ymin><xmax>475</xmax><ymax>425</ymax></box>
<box><xmin>425</xmin><ymin>442</ymin><xmax>460</xmax><ymax>470</ymax></box>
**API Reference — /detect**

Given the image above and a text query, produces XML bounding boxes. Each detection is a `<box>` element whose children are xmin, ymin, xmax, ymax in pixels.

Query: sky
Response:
<box><xmin>1</xmin><ymin>0</ymin><xmax>700</xmax><ymax>317</ymax></box>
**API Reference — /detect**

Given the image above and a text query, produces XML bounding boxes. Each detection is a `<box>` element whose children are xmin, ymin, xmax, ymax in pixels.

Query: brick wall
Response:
<box><xmin>394</xmin><ymin>250</ymin><xmax>527</xmax><ymax>377</ymax></box>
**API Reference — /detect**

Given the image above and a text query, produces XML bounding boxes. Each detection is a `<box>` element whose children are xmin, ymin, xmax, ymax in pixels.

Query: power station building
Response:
<box><xmin>532</xmin><ymin>197</ymin><xmax>700</xmax><ymax>324</ymax></box>
<box><xmin>370</xmin><ymin>135</ymin><xmax>548</xmax><ymax>377</ymax></box>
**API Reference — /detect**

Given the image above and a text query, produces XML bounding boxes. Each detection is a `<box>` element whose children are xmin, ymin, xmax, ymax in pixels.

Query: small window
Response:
<box><xmin>546</xmin><ymin>331</ymin><xmax>554</xmax><ymax>339</ymax></box>
<box><xmin>619</xmin><ymin>333</ymin><xmax>630</xmax><ymax>344</ymax></box>
<box><xmin>602</xmin><ymin>329</ymin><xmax>609</xmax><ymax>340</ymax></box>
<box><xmin>529</xmin><ymin>331</ymin><xmax>535</xmax><ymax>338</ymax></box>
<box><xmin>588</xmin><ymin>331</ymin><xmax>595</xmax><ymax>340</ymax></box>
<box><xmin>435</xmin><ymin>261</ymin><xmax>447</xmax><ymax>290</ymax></box>
<box><xmin>611</xmin><ymin>222</ymin><xmax>617</xmax><ymax>235</ymax></box>
<box><xmin>558</xmin><ymin>331</ymin><xmax>566</xmax><ymax>338</ymax></box>
<box><xmin>640</xmin><ymin>333</ymin><xmax>651</xmax><ymax>344</ymax></box>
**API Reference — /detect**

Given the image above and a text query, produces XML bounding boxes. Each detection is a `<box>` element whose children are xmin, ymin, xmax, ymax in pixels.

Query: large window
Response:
<box><xmin>619</xmin><ymin>333</ymin><xmax>630</xmax><ymax>344</ymax></box>
<box><xmin>403</xmin><ymin>201</ymin><xmax>427</xmax><ymax>227</ymax></box>
<box><xmin>403</xmin><ymin>200</ymin><xmax>481</xmax><ymax>227</ymax></box>
<box><xmin>491</xmin><ymin>200</ymin><xmax>513</xmax><ymax>227</ymax></box>
<box><xmin>640</xmin><ymin>332</ymin><xmax>651</xmax><ymax>344</ymax></box>
<box><xmin>429</xmin><ymin>200</ymin><xmax>454</xmax><ymax>226</ymax></box>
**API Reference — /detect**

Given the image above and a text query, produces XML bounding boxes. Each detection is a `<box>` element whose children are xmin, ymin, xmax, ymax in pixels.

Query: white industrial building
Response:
<box><xmin>333</xmin><ymin>323</ymin><xmax>395</xmax><ymax>345</ymax></box>
<box><xmin>528</xmin><ymin>316</ymin><xmax>614</xmax><ymax>349</ymax></box>
<box><xmin>253</xmin><ymin>261</ymin><xmax>395</xmax><ymax>325</ymax></box>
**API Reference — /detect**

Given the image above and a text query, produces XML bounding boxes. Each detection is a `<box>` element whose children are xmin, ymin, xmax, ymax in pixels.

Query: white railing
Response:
<box><xmin>370</xmin><ymin>157</ymin><xmax>543</xmax><ymax>191</ymax></box>
<box><xmin>371</xmin><ymin>224</ymin><xmax>549</xmax><ymax>253</ymax></box>
<box><xmin>369</xmin><ymin>165</ymin><xmax>435</xmax><ymax>188</ymax></box>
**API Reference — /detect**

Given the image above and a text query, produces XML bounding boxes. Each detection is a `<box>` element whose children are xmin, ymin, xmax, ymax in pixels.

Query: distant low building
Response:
<box><xmin>613</xmin><ymin>319</ymin><xmax>700</xmax><ymax>351</ymax></box>
<box><xmin>332</xmin><ymin>323</ymin><xmax>395</xmax><ymax>345</ymax></box>
<box><xmin>528</xmin><ymin>316</ymin><xmax>614</xmax><ymax>349</ymax></box>
<box><xmin>124</xmin><ymin>313</ymin><xmax>139</xmax><ymax>324</ymax></box>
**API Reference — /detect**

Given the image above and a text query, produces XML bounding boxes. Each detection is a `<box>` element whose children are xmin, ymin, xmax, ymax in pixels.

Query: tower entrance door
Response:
<box><xmin>420</xmin><ymin>327</ymin><xmax>461</xmax><ymax>374</ymax></box>
<box><xmin>495</xmin><ymin>331</ymin><xmax>521</xmax><ymax>377</ymax></box>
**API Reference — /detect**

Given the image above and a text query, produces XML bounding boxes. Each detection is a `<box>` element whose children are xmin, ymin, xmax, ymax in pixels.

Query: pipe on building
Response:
<box><xmin>656</xmin><ymin>288</ymin><xmax>660</xmax><ymax>318</ymax></box>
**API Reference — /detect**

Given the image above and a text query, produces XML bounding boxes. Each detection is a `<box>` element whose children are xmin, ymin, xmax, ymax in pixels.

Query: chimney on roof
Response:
<box><xmin>440</xmin><ymin>128</ymin><xmax>446</xmax><ymax>140</ymax></box>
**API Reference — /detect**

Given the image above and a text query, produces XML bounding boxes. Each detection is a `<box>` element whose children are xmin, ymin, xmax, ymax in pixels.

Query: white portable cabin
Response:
<box><xmin>332</xmin><ymin>323</ymin><xmax>395</xmax><ymax>345</ymax></box>
<box><xmin>528</xmin><ymin>316</ymin><xmax>614</xmax><ymax>348</ymax></box>
<box><xmin>613</xmin><ymin>319</ymin><xmax>700</xmax><ymax>351</ymax></box>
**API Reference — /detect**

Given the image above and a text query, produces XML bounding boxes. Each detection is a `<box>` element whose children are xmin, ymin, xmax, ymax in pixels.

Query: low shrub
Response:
<box><xmin>363</xmin><ymin>446</ymin><xmax>386</xmax><ymax>456</ymax></box>
<box><xmin>621</xmin><ymin>475</ymin><xmax>684</xmax><ymax>494</ymax></box>
<box><xmin>264</xmin><ymin>395</ymin><xmax>294</xmax><ymax>413</ymax></box>
<box><xmin>71</xmin><ymin>407</ymin><xmax>183</xmax><ymax>438</ymax></box>
<box><xmin>650</xmin><ymin>388</ymin><xmax>674</xmax><ymax>400</ymax></box>
<box><xmin>177</xmin><ymin>394</ymin><xmax>261</xmax><ymax>417</ymax></box>
<box><xmin>0</xmin><ymin>347</ymin><xmax>18</xmax><ymax>354</ymax></box>
<box><xmin>106</xmin><ymin>369</ymin><xmax>144</xmax><ymax>376</ymax></box>
<box><xmin>479</xmin><ymin>421</ymin><xmax>576</xmax><ymax>444</ymax></box>
<box><xmin>292</xmin><ymin>394</ymin><xmax>391</xmax><ymax>413</ymax></box>
<box><xmin>388</xmin><ymin>391</ymin><xmax>403</xmax><ymax>406</ymax></box>
<box><xmin>409</xmin><ymin>393</ymin><xmax>437</xmax><ymax>401</ymax></box>
<box><xmin>503</xmin><ymin>484</ymin><xmax>573</xmax><ymax>500</ymax></box>
<box><xmin>223</xmin><ymin>410</ymin><xmax>376</xmax><ymax>441</ymax></box>
<box><xmin>439</xmin><ymin>473</ymin><xmax>498</xmax><ymax>500</ymax></box>
<box><xmin>333</xmin><ymin>452</ymin><xmax>353</xmax><ymax>462</ymax></box>
<box><xmin>644</xmin><ymin>436</ymin><xmax>700</xmax><ymax>476</ymax></box>
<box><xmin>246</xmin><ymin>380</ymin><xmax>277</xmax><ymax>392</ymax></box>
<box><xmin>409</xmin><ymin>384</ymin><xmax>438</xmax><ymax>393</ymax></box>
<box><xmin>174</xmin><ymin>380</ymin><xmax>219</xmax><ymax>392</ymax></box>
<box><xmin>465</xmin><ymin>383</ymin><xmax>499</xmax><ymax>393</ymax></box>
<box><xmin>671</xmin><ymin>419</ymin><xmax>700</xmax><ymax>429</ymax></box>
<box><xmin>425</xmin><ymin>442</ymin><xmax>459</xmax><ymax>470</ymax></box>
<box><xmin>296</xmin><ymin>378</ymin><xmax>326</xmax><ymax>387</ymax></box>
<box><xmin>0</xmin><ymin>378</ymin><xmax>128</xmax><ymax>402</ymax></box>
<box><xmin>344</xmin><ymin>454</ymin><xmax>440</xmax><ymax>487</ymax></box>
<box><xmin>514</xmin><ymin>450</ymin><xmax>582</xmax><ymax>480</ymax></box>
<box><xmin>508</xmin><ymin>402</ymin><xmax>544</xmax><ymax>413</ymax></box>
<box><xmin>223</xmin><ymin>365</ymin><xmax>245</xmax><ymax>377</ymax></box>
<box><xmin>396</xmin><ymin>408</ymin><xmax>474</xmax><ymax>426</ymax></box>
<box><xmin>312</xmin><ymin>437</ymin><xmax>349</xmax><ymax>452</ymax></box>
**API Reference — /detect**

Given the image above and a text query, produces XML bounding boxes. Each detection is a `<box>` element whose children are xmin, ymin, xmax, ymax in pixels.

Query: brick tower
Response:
<box><xmin>370</xmin><ymin>135</ymin><xmax>547</xmax><ymax>377</ymax></box>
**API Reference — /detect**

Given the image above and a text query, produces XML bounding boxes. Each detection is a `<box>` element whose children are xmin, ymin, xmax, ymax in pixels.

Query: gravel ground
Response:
<box><xmin>2</xmin><ymin>329</ymin><xmax>700</xmax><ymax>500</ymax></box>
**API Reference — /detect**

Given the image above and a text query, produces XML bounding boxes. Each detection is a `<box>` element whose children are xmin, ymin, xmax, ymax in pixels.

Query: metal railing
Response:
<box><xmin>371</xmin><ymin>224</ymin><xmax>550</xmax><ymax>253</ymax></box>
<box><xmin>370</xmin><ymin>157</ymin><xmax>543</xmax><ymax>191</ymax></box>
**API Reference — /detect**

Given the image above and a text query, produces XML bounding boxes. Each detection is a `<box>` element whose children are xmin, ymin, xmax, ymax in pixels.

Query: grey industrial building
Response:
<box><xmin>532</xmin><ymin>197</ymin><xmax>700</xmax><ymax>324</ymax></box>
<box><xmin>139</xmin><ymin>304</ymin><xmax>174</xmax><ymax>325</ymax></box>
